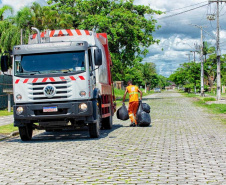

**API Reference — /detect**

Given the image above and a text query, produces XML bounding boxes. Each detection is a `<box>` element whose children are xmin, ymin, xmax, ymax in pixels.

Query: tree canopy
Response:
<box><xmin>169</xmin><ymin>42</ymin><xmax>226</xmax><ymax>92</ymax></box>
<box><xmin>46</xmin><ymin>0</ymin><xmax>162</xmax><ymax>81</ymax></box>
<box><xmin>0</xmin><ymin>0</ymin><xmax>163</xmax><ymax>88</ymax></box>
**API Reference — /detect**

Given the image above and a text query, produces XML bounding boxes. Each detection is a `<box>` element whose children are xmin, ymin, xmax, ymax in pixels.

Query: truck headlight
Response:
<box><xmin>79</xmin><ymin>103</ymin><xmax>87</xmax><ymax>112</ymax></box>
<box><xmin>16</xmin><ymin>107</ymin><xmax>24</xmax><ymax>115</ymax></box>
<box><xmin>16</xmin><ymin>94</ymin><xmax>22</xmax><ymax>100</ymax></box>
<box><xmin>79</xmin><ymin>91</ymin><xmax>86</xmax><ymax>97</ymax></box>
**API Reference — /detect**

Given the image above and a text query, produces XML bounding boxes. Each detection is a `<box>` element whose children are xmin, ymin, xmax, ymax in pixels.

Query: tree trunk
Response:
<box><xmin>207</xmin><ymin>75</ymin><xmax>214</xmax><ymax>91</ymax></box>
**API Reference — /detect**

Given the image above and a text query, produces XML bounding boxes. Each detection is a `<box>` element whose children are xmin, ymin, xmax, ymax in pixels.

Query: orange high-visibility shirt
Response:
<box><xmin>127</xmin><ymin>85</ymin><xmax>139</xmax><ymax>102</ymax></box>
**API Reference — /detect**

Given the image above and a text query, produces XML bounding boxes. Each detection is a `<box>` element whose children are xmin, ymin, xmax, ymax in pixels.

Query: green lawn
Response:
<box><xmin>194</xmin><ymin>99</ymin><xmax>226</xmax><ymax>114</ymax></box>
<box><xmin>0</xmin><ymin>109</ymin><xmax>13</xmax><ymax>116</ymax></box>
<box><xmin>0</xmin><ymin>124</ymin><xmax>17</xmax><ymax>135</ymax></box>
<box><xmin>0</xmin><ymin>109</ymin><xmax>16</xmax><ymax>135</ymax></box>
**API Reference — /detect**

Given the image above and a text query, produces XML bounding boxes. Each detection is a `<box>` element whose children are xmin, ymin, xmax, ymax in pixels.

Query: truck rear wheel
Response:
<box><xmin>102</xmin><ymin>105</ymin><xmax>112</xmax><ymax>129</ymax></box>
<box><xmin>19</xmin><ymin>124</ymin><xmax>33</xmax><ymax>141</ymax></box>
<box><xmin>89</xmin><ymin>101</ymin><xmax>101</xmax><ymax>138</ymax></box>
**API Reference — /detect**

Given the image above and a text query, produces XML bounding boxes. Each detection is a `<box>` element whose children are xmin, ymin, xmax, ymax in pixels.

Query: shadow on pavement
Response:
<box><xmin>142</xmin><ymin>97</ymin><xmax>163</xmax><ymax>101</ymax></box>
<box><xmin>6</xmin><ymin>124</ymin><xmax>123</xmax><ymax>143</ymax></box>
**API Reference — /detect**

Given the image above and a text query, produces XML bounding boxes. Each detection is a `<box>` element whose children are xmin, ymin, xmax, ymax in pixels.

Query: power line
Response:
<box><xmin>219</xmin><ymin>3</ymin><xmax>225</xmax><ymax>13</ymax></box>
<box><xmin>164</xmin><ymin>1</ymin><xmax>207</xmax><ymax>13</ymax></box>
<box><xmin>220</xmin><ymin>10</ymin><xmax>226</xmax><ymax>16</ymax></box>
<box><xmin>158</xmin><ymin>4</ymin><xmax>209</xmax><ymax>20</ymax></box>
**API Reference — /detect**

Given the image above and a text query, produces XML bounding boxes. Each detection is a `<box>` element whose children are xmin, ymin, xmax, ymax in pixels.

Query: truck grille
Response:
<box><xmin>27</xmin><ymin>81</ymin><xmax>72</xmax><ymax>101</ymax></box>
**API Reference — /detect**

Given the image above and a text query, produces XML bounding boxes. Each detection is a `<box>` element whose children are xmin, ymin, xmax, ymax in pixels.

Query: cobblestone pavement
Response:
<box><xmin>0</xmin><ymin>91</ymin><xmax>225</xmax><ymax>185</ymax></box>
<box><xmin>0</xmin><ymin>115</ymin><xmax>13</xmax><ymax>126</ymax></box>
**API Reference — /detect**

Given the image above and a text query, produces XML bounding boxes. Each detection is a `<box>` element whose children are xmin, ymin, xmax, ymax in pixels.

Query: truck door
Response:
<box><xmin>88</xmin><ymin>49</ymin><xmax>96</xmax><ymax>96</ymax></box>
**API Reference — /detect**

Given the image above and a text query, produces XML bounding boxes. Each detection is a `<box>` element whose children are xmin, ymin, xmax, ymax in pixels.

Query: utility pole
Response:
<box><xmin>186</xmin><ymin>53</ymin><xmax>191</xmax><ymax>63</ymax></box>
<box><xmin>190</xmin><ymin>51</ymin><xmax>196</xmax><ymax>62</ymax></box>
<box><xmin>200</xmin><ymin>27</ymin><xmax>204</xmax><ymax>97</ymax></box>
<box><xmin>208</xmin><ymin>0</ymin><xmax>226</xmax><ymax>100</ymax></box>
<box><xmin>20</xmin><ymin>29</ymin><xmax>23</xmax><ymax>45</ymax></box>
<box><xmin>191</xmin><ymin>24</ymin><xmax>205</xmax><ymax>96</ymax></box>
<box><xmin>216</xmin><ymin>0</ymin><xmax>221</xmax><ymax>100</ymax></box>
<box><xmin>200</xmin><ymin>26</ymin><xmax>204</xmax><ymax>96</ymax></box>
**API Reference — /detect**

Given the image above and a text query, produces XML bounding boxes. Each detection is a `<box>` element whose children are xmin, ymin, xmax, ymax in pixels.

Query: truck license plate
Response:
<box><xmin>43</xmin><ymin>106</ymin><xmax>58</xmax><ymax>112</ymax></box>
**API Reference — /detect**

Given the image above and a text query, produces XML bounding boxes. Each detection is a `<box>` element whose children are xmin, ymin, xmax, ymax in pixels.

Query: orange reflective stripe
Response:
<box><xmin>129</xmin><ymin>92</ymin><xmax>138</xmax><ymax>95</ymax></box>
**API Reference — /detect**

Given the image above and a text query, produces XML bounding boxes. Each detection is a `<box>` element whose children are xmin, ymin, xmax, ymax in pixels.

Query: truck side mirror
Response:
<box><xmin>1</xmin><ymin>55</ymin><xmax>9</xmax><ymax>72</ymax></box>
<box><xmin>94</xmin><ymin>49</ymin><xmax>102</xmax><ymax>66</ymax></box>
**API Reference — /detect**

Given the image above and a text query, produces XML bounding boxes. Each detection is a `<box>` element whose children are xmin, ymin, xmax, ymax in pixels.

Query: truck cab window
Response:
<box><xmin>14</xmin><ymin>51</ymin><xmax>86</xmax><ymax>75</ymax></box>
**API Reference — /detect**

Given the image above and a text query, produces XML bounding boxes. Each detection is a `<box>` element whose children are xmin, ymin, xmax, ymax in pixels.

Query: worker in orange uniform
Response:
<box><xmin>122</xmin><ymin>80</ymin><xmax>142</xmax><ymax>127</ymax></box>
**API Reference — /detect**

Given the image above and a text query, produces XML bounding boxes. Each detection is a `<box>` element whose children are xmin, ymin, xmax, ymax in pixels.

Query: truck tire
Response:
<box><xmin>89</xmin><ymin>122</ymin><xmax>100</xmax><ymax>138</ymax></box>
<box><xmin>45</xmin><ymin>129</ymin><xmax>53</xmax><ymax>132</ymax></box>
<box><xmin>89</xmin><ymin>100</ymin><xmax>101</xmax><ymax>138</ymax></box>
<box><xmin>19</xmin><ymin>124</ymin><xmax>33</xmax><ymax>141</ymax></box>
<box><xmin>102</xmin><ymin>105</ymin><xmax>112</xmax><ymax>129</ymax></box>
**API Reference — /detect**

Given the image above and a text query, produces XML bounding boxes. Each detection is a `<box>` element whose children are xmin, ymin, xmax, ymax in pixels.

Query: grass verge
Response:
<box><xmin>180</xmin><ymin>92</ymin><xmax>226</xmax><ymax>124</ymax></box>
<box><xmin>194</xmin><ymin>99</ymin><xmax>226</xmax><ymax>114</ymax></box>
<box><xmin>0</xmin><ymin>109</ymin><xmax>13</xmax><ymax>116</ymax></box>
<box><xmin>0</xmin><ymin>124</ymin><xmax>18</xmax><ymax>135</ymax></box>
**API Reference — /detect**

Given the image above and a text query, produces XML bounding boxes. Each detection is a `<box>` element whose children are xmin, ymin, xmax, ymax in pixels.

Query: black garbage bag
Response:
<box><xmin>142</xmin><ymin>103</ymin><xmax>151</xmax><ymax>113</ymax></box>
<box><xmin>117</xmin><ymin>103</ymin><xmax>129</xmax><ymax>120</ymax></box>
<box><xmin>136</xmin><ymin>101</ymin><xmax>151</xmax><ymax>127</ymax></box>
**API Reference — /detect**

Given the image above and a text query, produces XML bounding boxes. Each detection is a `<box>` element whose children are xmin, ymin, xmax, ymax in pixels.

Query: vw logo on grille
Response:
<box><xmin>43</xmin><ymin>84</ymin><xmax>56</xmax><ymax>98</ymax></box>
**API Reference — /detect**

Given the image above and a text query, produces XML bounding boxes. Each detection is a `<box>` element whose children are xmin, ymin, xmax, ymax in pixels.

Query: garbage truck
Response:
<box><xmin>1</xmin><ymin>27</ymin><xmax>116</xmax><ymax>141</ymax></box>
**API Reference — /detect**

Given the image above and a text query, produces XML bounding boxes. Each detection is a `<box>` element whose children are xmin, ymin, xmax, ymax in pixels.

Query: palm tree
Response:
<box><xmin>15</xmin><ymin>7</ymin><xmax>33</xmax><ymax>28</ymax></box>
<box><xmin>0</xmin><ymin>5</ymin><xmax>13</xmax><ymax>20</ymax></box>
<box><xmin>31</xmin><ymin>2</ymin><xmax>44</xmax><ymax>29</ymax></box>
<box><xmin>0</xmin><ymin>5</ymin><xmax>16</xmax><ymax>53</ymax></box>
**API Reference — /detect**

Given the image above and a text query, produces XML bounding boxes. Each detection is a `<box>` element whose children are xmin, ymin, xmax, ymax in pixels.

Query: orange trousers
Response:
<box><xmin>128</xmin><ymin>101</ymin><xmax>139</xmax><ymax>124</ymax></box>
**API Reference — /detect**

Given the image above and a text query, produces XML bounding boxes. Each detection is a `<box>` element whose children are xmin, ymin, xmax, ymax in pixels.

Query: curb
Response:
<box><xmin>9</xmin><ymin>131</ymin><xmax>19</xmax><ymax>137</ymax></box>
<box><xmin>0</xmin><ymin>131</ymin><xmax>19</xmax><ymax>141</ymax></box>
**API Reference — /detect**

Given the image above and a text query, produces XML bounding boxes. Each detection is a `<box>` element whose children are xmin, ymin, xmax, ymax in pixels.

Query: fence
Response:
<box><xmin>0</xmin><ymin>75</ymin><xmax>13</xmax><ymax>110</ymax></box>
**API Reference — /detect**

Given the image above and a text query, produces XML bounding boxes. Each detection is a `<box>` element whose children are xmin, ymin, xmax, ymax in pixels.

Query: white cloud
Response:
<box><xmin>134</xmin><ymin>0</ymin><xmax>226</xmax><ymax>77</ymax></box>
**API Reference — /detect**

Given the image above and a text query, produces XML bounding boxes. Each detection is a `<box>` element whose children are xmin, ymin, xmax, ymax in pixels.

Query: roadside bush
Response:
<box><xmin>203</xmin><ymin>97</ymin><xmax>216</xmax><ymax>102</ymax></box>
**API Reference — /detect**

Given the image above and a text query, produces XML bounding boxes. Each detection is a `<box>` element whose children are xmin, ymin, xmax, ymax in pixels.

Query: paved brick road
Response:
<box><xmin>0</xmin><ymin>91</ymin><xmax>225</xmax><ymax>185</ymax></box>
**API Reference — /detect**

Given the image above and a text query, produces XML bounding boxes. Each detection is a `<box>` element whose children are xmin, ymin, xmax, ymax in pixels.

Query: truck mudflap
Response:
<box><xmin>13</xmin><ymin>101</ymin><xmax>93</xmax><ymax>122</ymax></box>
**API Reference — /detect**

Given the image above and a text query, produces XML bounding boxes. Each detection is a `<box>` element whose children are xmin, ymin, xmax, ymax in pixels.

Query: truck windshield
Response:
<box><xmin>14</xmin><ymin>51</ymin><xmax>85</xmax><ymax>75</ymax></box>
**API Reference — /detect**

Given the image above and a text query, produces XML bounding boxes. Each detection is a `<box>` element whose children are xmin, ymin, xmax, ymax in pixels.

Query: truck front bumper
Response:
<box><xmin>13</xmin><ymin>101</ymin><xmax>93</xmax><ymax>122</ymax></box>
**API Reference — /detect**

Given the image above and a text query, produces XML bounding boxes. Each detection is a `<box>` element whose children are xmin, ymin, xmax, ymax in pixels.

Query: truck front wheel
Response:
<box><xmin>19</xmin><ymin>124</ymin><xmax>33</xmax><ymax>141</ymax></box>
<box><xmin>89</xmin><ymin>100</ymin><xmax>101</xmax><ymax>138</ymax></box>
<box><xmin>89</xmin><ymin>122</ymin><xmax>100</xmax><ymax>138</ymax></box>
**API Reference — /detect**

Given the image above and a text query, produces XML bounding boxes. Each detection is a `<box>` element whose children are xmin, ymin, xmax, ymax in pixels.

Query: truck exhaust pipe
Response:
<box><xmin>31</xmin><ymin>27</ymin><xmax>41</xmax><ymax>44</ymax></box>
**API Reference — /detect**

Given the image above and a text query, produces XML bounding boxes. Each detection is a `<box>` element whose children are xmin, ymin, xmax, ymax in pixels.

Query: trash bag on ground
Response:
<box><xmin>136</xmin><ymin>101</ymin><xmax>151</xmax><ymax>127</ymax></box>
<box><xmin>117</xmin><ymin>103</ymin><xmax>129</xmax><ymax>121</ymax></box>
<box><xmin>142</xmin><ymin>103</ymin><xmax>151</xmax><ymax>113</ymax></box>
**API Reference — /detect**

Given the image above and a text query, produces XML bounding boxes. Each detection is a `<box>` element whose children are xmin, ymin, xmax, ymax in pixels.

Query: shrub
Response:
<box><xmin>203</xmin><ymin>97</ymin><xmax>216</xmax><ymax>102</ymax></box>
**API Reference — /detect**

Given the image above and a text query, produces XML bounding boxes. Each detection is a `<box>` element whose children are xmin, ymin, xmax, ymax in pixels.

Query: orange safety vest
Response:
<box><xmin>127</xmin><ymin>85</ymin><xmax>139</xmax><ymax>102</ymax></box>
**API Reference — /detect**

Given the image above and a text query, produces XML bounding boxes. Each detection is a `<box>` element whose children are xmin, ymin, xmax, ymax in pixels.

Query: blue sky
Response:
<box><xmin>134</xmin><ymin>0</ymin><xmax>226</xmax><ymax>77</ymax></box>
<box><xmin>1</xmin><ymin>0</ymin><xmax>226</xmax><ymax>77</ymax></box>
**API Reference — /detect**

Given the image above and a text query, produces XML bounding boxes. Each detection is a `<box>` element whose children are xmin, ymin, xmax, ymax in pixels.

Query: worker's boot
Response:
<box><xmin>129</xmin><ymin>122</ymin><xmax>136</xmax><ymax>127</ymax></box>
